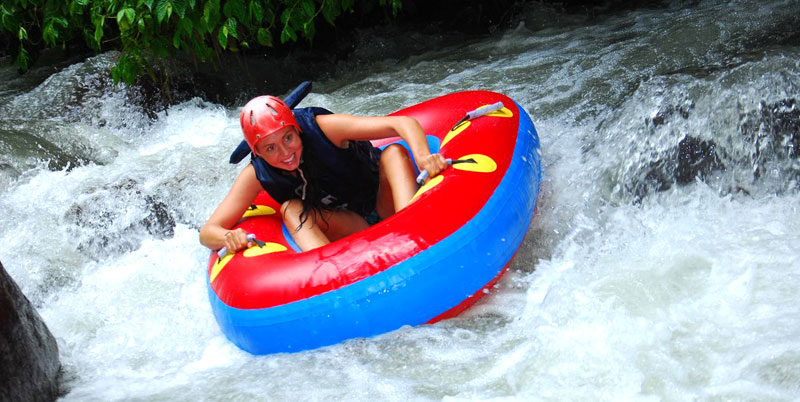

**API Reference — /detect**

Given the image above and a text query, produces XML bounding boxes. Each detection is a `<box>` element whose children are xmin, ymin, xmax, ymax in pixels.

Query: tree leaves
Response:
<box><xmin>16</xmin><ymin>45</ymin><xmax>29</xmax><ymax>71</ymax></box>
<box><xmin>217</xmin><ymin>24</ymin><xmax>228</xmax><ymax>48</ymax></box>
<box><xmin>155</xmin><ymin>0</ymin><xmax>172</xmax><ymax>23</ymax></box>
<box><xmin>223</xmin><ymin>0</ymin><xmax>245</xmax><ymax>20</ymax></box>
<box><xmin>42</xmin><ymin>16</ymin><xmax>68</xmax><ymax>47</ymax></box>
<box><xmin>257</xmin><ymin>27</ymin><xmax>272</xmax><ymax>46</ymax></box>
<box><xmin>2</xmin><ymin>0</ymin><xmax>402</xmax><ymax>83</ymax></box>
<box><xmin>116</xmin><ymin>8</ymin><xmax>135</xmax><ymax>31</ymax></box>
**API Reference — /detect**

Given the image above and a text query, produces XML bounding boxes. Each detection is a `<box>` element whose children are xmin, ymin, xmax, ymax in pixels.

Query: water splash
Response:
<box><xmin>1</xmin><ymin>1</ymin><xmax>799</xmax><ymax>401</ymax></box>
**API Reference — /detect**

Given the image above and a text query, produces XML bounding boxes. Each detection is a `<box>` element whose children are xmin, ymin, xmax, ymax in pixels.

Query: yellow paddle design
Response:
<box><xmin>242</xmin><ymin>205</ymin><xmax>276</xmax><ymax>218</ymax></box>
<box><xmin>210</xmin><ymin>234</ymin><xmax>287</xmax><ymax>284</ymax></box>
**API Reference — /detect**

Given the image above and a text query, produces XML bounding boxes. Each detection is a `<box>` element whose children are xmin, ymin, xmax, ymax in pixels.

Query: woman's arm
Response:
<box><xmin>317</xmin><ymin>114</ymin><xmax>446</xmax><ymax>179</ymax></box>
<box><xmin>199</xmin><ymin>164</ymin><xmax>263</xmax><ymax>251</ymax></box>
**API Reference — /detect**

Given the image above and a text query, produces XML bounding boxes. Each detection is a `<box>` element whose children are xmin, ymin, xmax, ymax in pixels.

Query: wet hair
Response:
<box><xmin>293</xmin><ymin>134</ymin><xmax>328</xmax><ymax>232</ymax></box>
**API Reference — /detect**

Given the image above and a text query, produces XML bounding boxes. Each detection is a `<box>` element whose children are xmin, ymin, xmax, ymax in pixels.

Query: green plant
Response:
<box><xmin>1</xmin><ymin>0</ymin><xmax>403</xmax><ymax>85</ymax></box>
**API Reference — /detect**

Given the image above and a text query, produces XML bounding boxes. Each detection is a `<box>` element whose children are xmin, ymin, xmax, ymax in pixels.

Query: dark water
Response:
<box><xmin>1</xmin><ymin>1</ymin><xmax>799</xmax><ymax>400</ymax></box>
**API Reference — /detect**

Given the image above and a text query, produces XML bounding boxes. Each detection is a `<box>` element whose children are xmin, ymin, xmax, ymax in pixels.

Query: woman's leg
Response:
<box><xmin>281</xmin><ymin>199</ymin><xmax>370</xmax><ymax>251</ymax></box>
<box><xmin>375</xmin><ymin>144</ymin><xmax>419</xmax><ymax>220</ymax></box>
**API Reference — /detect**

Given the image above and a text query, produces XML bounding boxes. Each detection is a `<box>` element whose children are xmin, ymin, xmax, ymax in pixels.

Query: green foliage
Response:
<box><xmin>1</xmin><ymin>0</ymin><xmax>404</xmax><ymax>85</ymax></box>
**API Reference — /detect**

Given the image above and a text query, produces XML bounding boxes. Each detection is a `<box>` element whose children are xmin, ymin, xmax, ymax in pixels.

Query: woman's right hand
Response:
<box><xmin>199</xmin><ymin>165</ymin><xmax>263</xmax><ymax>251</ymax></box>
<box><xmin>221</xmin><ymin>228</ymin><xmax>254</xmax><ymax>254</ymax></box>
<box><xmin>416</xmin><ymin>153</ymin><xmax>448</xmax><ymax>182</ymax></box>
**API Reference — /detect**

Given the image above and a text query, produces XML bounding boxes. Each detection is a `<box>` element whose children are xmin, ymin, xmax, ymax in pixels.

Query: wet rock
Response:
<box><xmin>398</xmin><ymin>0</ymin><xmax>530</xmax><ymax>34</ymax></box>
<box><xmin>141</xmin><ymin>195</ymin><xmax>176</xmax><ymax>238</ymax></box>
<box><xmin>630</xmin><ymin>135</ymin><xmax>725</xmax><ymax>200</ymax></box>
<box><xmin>65</xmin><ymin>178</ymin><xmax>176</xmax><ymax>259</ymax></box>
<box><xmin>758</xmin><ymin>98</ymin><xmax>799</xmax><ymax>158</ymax></box>
<box><xmin>741</xmin><ymin>98</ymin><xmax>800</xmax><ymax>180</ymax></box>
<box><xmin>649</xmin><ymin>103</ymin><xmax>693</xmax><ymax>127</ymax></box>
<box><xmin>0</xmin><ymin>161</ymin><xmax>22</xmax><ymax>189</ymax></box>
<box><xmin>675</xmin><ymin>136</ymin><xmax>724</xmax><ymax>184</ymax></box>
<box><xmin>625</xmin><ymin>100</ymin><xmax>724</xmax><ymax>198</ymax></box>
<box><xmin>0</xmin><ymin>260</ymin><xmax>61</xmax><ymax>402</ymax></box>
<box><xmin>0</xmin><ymin>125</ymin><xmax>93</xmax><ymax>173</ymax></box>
<box><xmin>631</xmin><ymin>97</ymin><xmax>799</xmax><ymax>200</ymax></box>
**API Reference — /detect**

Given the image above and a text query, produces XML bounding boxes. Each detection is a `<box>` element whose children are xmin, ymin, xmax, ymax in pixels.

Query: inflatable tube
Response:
<box><xmin>207</xmin><ymin>90</ymin><xmax>542</xmax><ymax>354</ymax></box>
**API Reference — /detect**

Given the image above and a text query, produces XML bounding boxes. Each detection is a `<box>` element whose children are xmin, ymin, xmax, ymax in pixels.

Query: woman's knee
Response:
<box><xmin>282</xmin><ymin>199</ymin><xmax>325</xmax><ymax>231</ymax></box>
<box><xmin>280</xmin><ymin>199</ymin><xmax>303</xmax><ymax>219</ymax></box>
<box><xmin>380</xmin><ymin>144</ymin><xmax>411</xmax><ymax>165</ymax></box>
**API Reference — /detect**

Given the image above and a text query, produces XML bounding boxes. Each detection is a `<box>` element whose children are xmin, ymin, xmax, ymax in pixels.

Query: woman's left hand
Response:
<box><xmin>417</xmin><ymin>153</ymin><xmax>448</xmax><ymax>182</ymax></box>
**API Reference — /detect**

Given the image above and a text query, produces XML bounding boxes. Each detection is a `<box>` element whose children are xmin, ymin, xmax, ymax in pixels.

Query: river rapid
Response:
<box><xmin>2</xmin><ymin>0</ymin><xmax>799</xmax><ymax>400</ymax></box>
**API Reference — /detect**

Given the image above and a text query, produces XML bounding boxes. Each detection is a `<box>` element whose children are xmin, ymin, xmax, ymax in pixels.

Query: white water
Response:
<box><xmin>1</xmin><ymin>1</ymin><xmax>800</xmax><ymax>400</ymax></box>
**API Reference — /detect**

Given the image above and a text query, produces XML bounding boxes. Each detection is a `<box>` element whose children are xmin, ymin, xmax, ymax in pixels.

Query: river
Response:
<box><xmin>1</xmin><ymin>0</ymin><xmax>799</xmax><ymax>400</ymax></box>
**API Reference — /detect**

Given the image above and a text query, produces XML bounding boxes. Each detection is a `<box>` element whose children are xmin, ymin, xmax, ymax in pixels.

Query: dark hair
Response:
<box><xmin>293</xmin><ymin>133</ymin><xmax>328</xmax><ymax>232</ymax></box>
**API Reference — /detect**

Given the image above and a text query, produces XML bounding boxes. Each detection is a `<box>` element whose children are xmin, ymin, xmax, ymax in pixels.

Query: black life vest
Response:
<box><xmin>251</xmin><ymin>107</ymin><xmax>382</xmax><ymax>216</ymax></box>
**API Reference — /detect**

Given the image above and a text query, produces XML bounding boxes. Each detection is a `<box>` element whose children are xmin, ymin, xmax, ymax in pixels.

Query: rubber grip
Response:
<box><xmin>217</xmin><ymin>233</ymin><xmax>256</xmax><ymax>259</ymax></box>
<box><xmin>466</xmin><ymin>102</ymin><xmax>504</xmax><ymax>120</ymax></box>
<box><xmin>415</xmin><ymin>158</ymin><xmax>453</xmax><ymax>185</ymax></box>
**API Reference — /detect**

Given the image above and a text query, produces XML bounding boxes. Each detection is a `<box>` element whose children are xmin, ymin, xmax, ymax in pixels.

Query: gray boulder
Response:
<box><xmin>0</xmin><ymin>260</ymin><xmax>60</xmax><ymax>402</ymax></box>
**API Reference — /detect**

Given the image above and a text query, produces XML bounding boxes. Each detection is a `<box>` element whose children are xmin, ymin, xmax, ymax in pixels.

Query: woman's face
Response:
<box><xmin>255</xmin><ymin>127</ymin><xmax>303</xmax><ymax>171</ymax></box>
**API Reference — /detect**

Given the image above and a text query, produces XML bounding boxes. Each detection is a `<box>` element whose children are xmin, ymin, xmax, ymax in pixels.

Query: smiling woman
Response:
<box><xmin>242</xmin><ymin>96</ymin><xmax>304</xmax><ymax>170</ymax></box>
<box><xmin>203</xmin><ymin>90</ymin><xmax>542</xmax><ymax>354</ymax></box>
<box><xmin>3</xmin><ymin>0</ymin><xmax>800</xmax><ymax>398</ymax></box>
<box><xmin>254</xmin><ymin>128</ymin><xmax>303</xmax><ymax>171</ymax></box>
<box><xmin>199</xmin><ymin>92</ymin><xmax>447</xmax><ymax>254</ymax></box>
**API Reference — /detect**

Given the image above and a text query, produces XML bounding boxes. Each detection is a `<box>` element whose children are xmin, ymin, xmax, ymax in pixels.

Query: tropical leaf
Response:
<box><xmin>257</xmin><ymin>27</ymin><xmax>272</xmax><ymax>46</ymax></box>
<box><xmin>1</xmin><ymin>0</ymin><xmax>406</xmax><ymax>84</ymax></box>
<box><xmin>155</xmin><ymin>0</ymin><xmax>172</xmax><ymax>23</ymax></box>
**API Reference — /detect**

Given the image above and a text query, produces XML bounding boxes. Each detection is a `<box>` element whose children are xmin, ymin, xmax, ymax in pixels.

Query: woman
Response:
<box><xmin>200</xmin><ymin>95</ymin><xmax>447</xmax><ymax>253</ymax></box>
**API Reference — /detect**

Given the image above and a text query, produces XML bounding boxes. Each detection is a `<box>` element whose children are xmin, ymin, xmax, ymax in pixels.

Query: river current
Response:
<box><xmin>1</xmin><ymin>0</ymin><xmax>799</xmax><ymax>400</ymax></box>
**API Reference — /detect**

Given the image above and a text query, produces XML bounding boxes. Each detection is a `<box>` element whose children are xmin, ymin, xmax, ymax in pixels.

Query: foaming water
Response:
<box><xmin>1</xmin><ymin>0</ymin><xmax>799</xmax><ymax>400</ymax></box>
<box><xmin>511</xmin><ymin>186</ymin><xmax>800</xmax><ymax>399</ymax></box>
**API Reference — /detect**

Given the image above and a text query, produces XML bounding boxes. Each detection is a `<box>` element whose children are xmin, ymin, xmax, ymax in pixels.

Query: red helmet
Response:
<box><xmin>240</xmin><ymin>95</ymin><xmax>300</xmax><ymax>152</ymax></box>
